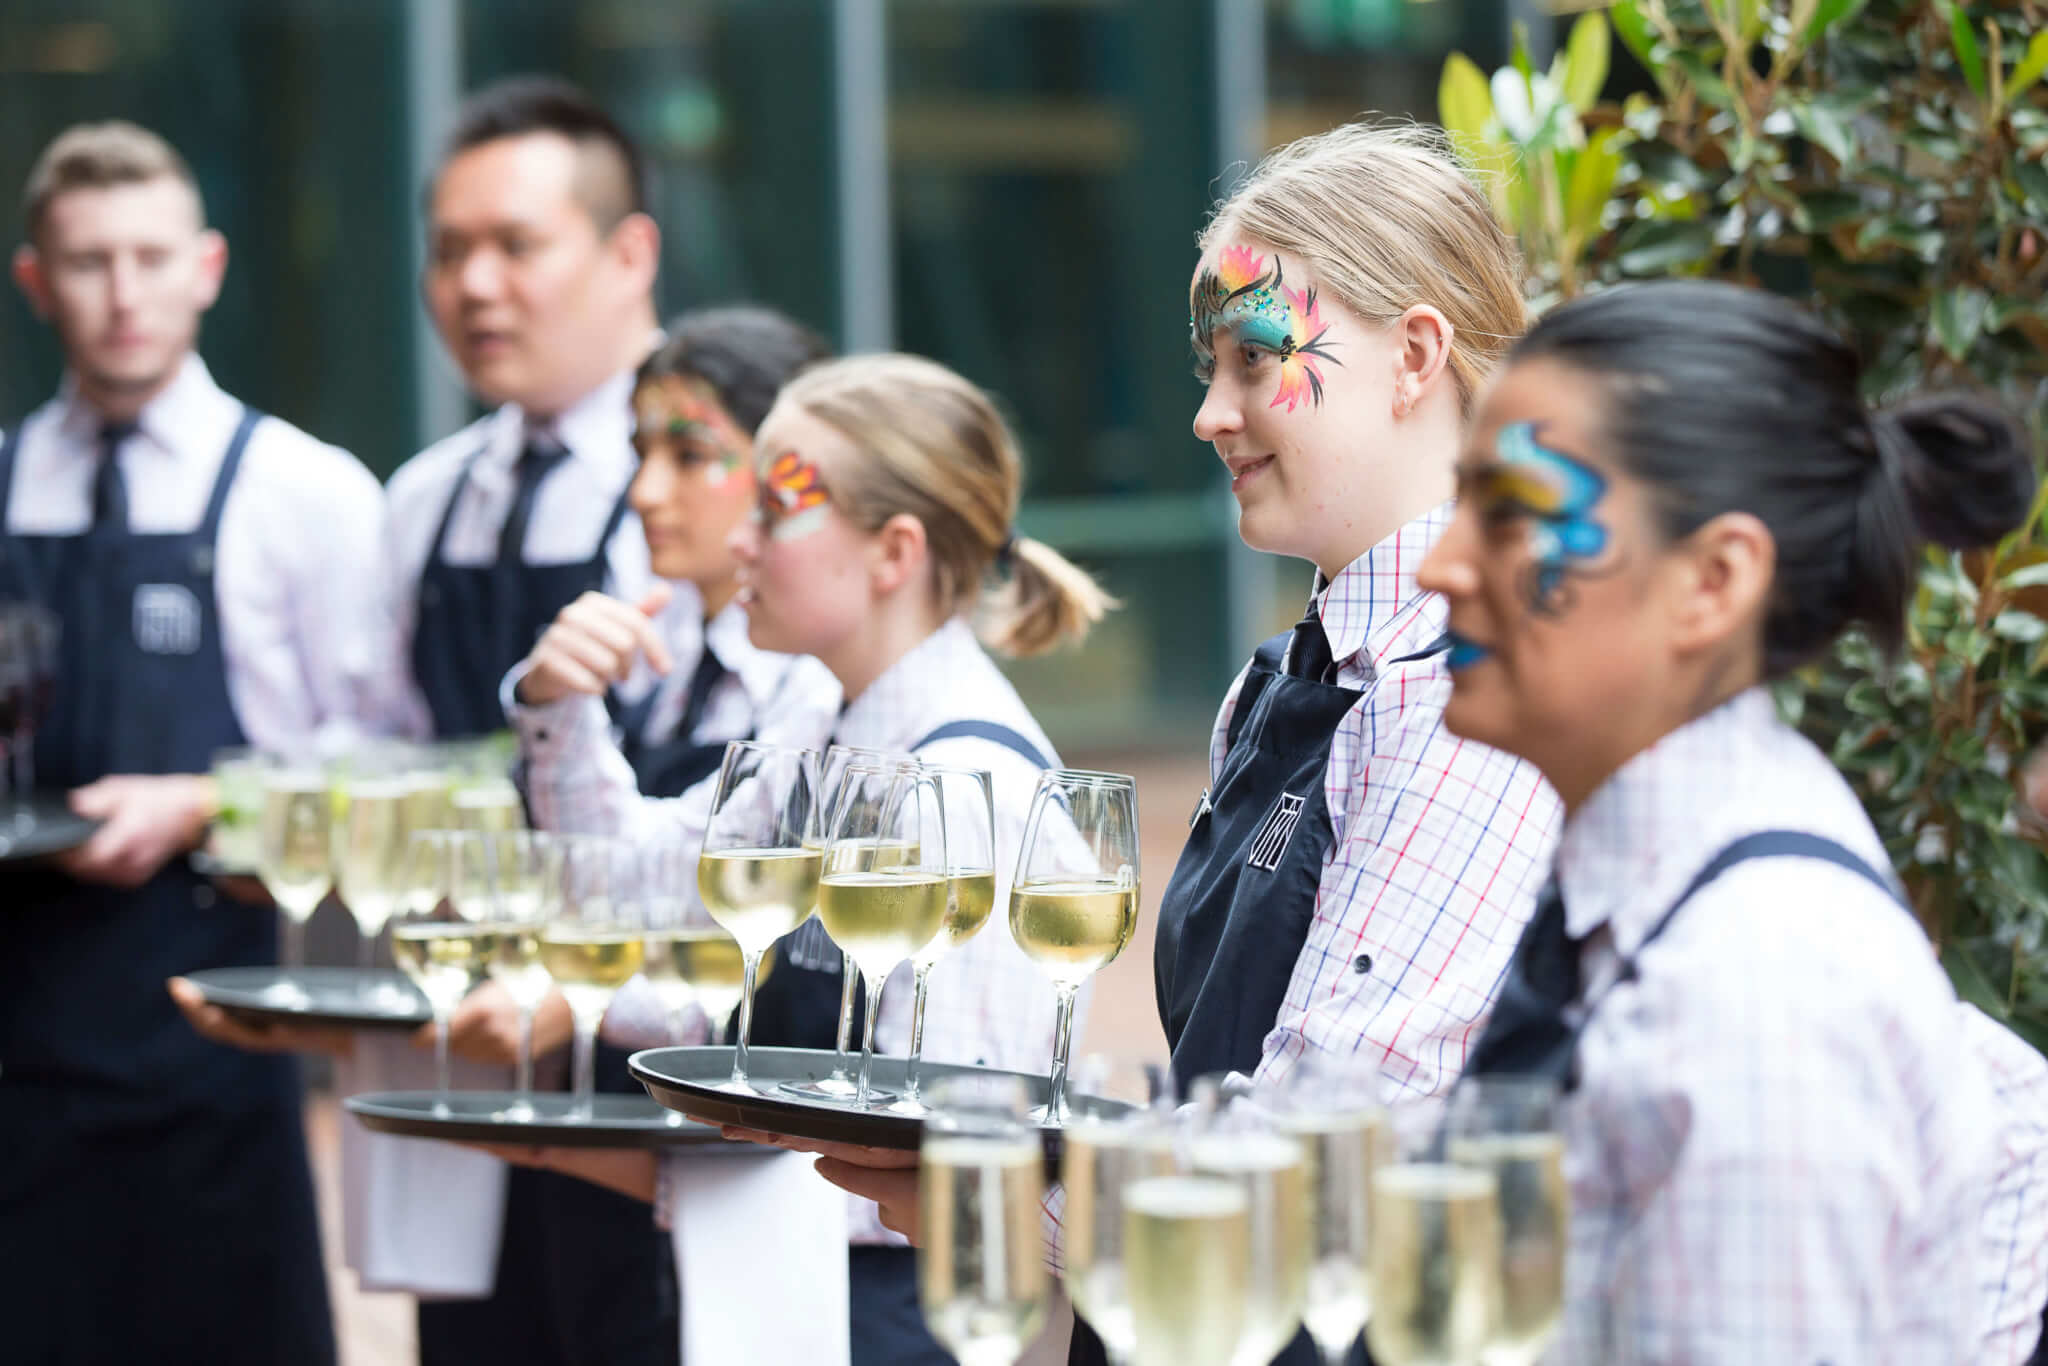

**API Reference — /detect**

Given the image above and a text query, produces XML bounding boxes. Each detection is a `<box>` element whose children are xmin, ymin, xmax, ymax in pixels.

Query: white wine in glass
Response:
<box><xmin>894</xmin><ymin>764</ymin><xmax>1000</xmax><ymax>1116</ymax></box>
<box><xmin>1367</xmin><ymin>1152</ymin><xmax>1502</xmax><ymax>1366</ymax></box>
<box><xmin>452</xmin><ymin>779</ymin><xmax>524</xmax><ymax>834</ymax></box>
<box><xmin>1447</xmin><ymin>1078</ymin><xmax>1568</xmax><ymax>1366</ymax></box>
<box><xmin>257</xmin><ymin>764</ymin><xmax>333</xmax><ymax>1001</ymax></box>
<box><xmin>1273</xmin><ymin>1063</ymin><xmax>1384</xmax><ymax>1366</ymax></box>
<box><xmin>1189</xmin><ymin>1127</ymin><xmax>1312</xmax><ymax>1366</ymax></box>
<box><xmin>484</xmin><ymin>830</ymin><xmax>561</xmax><ymax>1121</ymax></box>
<box><xmin>542</xmin><ymin>835</ymin><xmax>645</xmax><ymax>1121</ymax></box>
<box><xmin>1062</xmin><ymin>1113</ymin><xmax>1177</xmax><ymax>1364</ymax></box>
<box><xmin>333</xmin><ymin>772</ymin><xmax>411</xmax><ymax>975</ymax></box>
<box><xmin>391</xmin><ymin>830</ymin><xmax>472</xmax><ymax>1117</ymax></box>
<box><xmin>1123</xmin><ymin>1176</ymin><xmax>1251</xmax><ymax>1366</ymax></box>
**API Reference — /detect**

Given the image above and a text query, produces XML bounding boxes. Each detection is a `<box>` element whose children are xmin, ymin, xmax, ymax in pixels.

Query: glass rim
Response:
<box><xmin>1039</xmin><ymin>767</ymin><xmax>1136</xmax><ymax>788</ymax></box>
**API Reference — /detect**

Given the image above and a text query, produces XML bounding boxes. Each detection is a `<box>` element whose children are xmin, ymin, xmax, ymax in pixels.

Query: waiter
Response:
<box><xmin>0</xmin><ymin>121</ymin><xmax>389</xmax><ymax>1364</ymax></box>
<box><xmin>379</xmin><ymin>76</ymin><xmax>678</xmax><ymax>1366</ymax></box>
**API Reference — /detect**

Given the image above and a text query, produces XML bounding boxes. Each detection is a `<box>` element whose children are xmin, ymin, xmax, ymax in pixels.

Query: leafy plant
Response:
<box><xmin>1441</xmin><ymin>0</ymin><xmax>2048</xmax><ymax>1050</ymax></box>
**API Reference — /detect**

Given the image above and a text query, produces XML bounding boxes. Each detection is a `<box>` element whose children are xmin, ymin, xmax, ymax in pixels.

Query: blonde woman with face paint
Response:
<box><xmin>495</xmin><ymin>350</ymin><xmax>1113</xmax><ymax>1366</ymax></box>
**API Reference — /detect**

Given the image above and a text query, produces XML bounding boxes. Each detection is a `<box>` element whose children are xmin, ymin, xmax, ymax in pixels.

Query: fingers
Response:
<box><xmin>68</xmin><ymin>779</ymin><xmax>119</xmax><ymax>819</ymax></box>
<box><xmin>166</xmin><ymin>977</ymin><xmax>355</xmax><ymax>1058</ymax></box>
<box><xmin>813</xmin><ymin>1157</ymin><xmax>921</xmax><ymax>1239</ymax></box>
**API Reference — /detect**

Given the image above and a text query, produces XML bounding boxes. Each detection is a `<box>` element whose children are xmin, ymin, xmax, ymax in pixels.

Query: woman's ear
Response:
<box><xmin>869</xmin><ymin>511</ymin><xmax>930</xmax><ymax>597</ymax></box>
<box><xmin>1667</xmin><ymin>510</ymin><xmax>1775</xmax><ymax>659</ymax></box>
<box><xmin>1392</xmin><ymin>304</ymin><xmax>1455</xmax><ymax>418</ymax></box>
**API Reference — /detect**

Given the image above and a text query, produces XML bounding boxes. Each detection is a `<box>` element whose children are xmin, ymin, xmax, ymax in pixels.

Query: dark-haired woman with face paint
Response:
<box><xmin>1421</xmin><ymin>278</ymin><xmax>2046</xmax><ymax>1363</ymax></box>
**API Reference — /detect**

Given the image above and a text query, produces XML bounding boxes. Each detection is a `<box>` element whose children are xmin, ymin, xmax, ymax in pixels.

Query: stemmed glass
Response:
<box><xmin>1272</xmin><ymin>1061</ymin><xmax>1385</xmax><ymax>1366</ymax></box>
<box><xmin>0</xmin><ymin>603</ymin><xmax>59</xmax><ymax>817</ymax></box>
<box><xmin>1188</xmin><ymin>1085</ymin><xmax>1312</xmax><ymax>1366</ymax></box>
<box><xmin>696</xmin><ymin>740</ymin><xmax>822</xmax><ymax>1093</ymax></box>
<box><xmin>1366</xmin><ymin>1102</ymin><xmax>1503</xmax><ymax>1366</ymax></box>
<box><xmin>817</xmin><ymin>761</ymin><xmax>948</xmax><ymax>1109</ymax></box>
<box><xmin>483</xmin><ymin>831</ymin><xmax>562</xmax><ymax>1122</ymax></box>
<box><xmin>332</xmin><ymin>749</ymin><xmax>416</xmax><ymax>1012</ymax></box>
<box><xmin>917</xmin><ymin>1075</ymin><xmax>1052</xmax><ymax>1366</ymax></box>
<box><xmin>1446</xmin><ymin>1078</ymin><xmax>1568</xmax><ymax>1366</ymax></box>
<box><xmin>540</xmin><ymin>834</ymin><xmax>646</xmax><ymax>1122</ymax></box>
<box><xmin>391</xmin><ymin>829</ymin><xmax>476</xmax><ymax>1116</ymax></box>
<box><xmin>256</xmin><ymin>755</ymin><xmax>333</xmax><ymax>1004</ymax></box>
<box><xmin>892</xmin><ymin>764</ymin><xmax>999</xmax><ymax>1116</ymax></box>
<box><xmin>1123</xmin><ymin>1166</ymin><xmax>1251</xmax><ymax>1366</ymax></box>
<box><xmin>208</xmin><ymin>746</ymin><xmax>267</xmax><ymax>871</ymax></box>
<box><xmin>786</xmin><ymin>743</ymin><xmax>914</xmax><ymax>1103</ymax></box>
<box><xmin>1061</xmin><ymin>1060</ymin><xmax>1177</xmax><ymax>1365</ymax></box>
<box><xmin>1009</xmin><ymin>769</ymin><xmax>1141</xmax><ymax>1124</ymax></box>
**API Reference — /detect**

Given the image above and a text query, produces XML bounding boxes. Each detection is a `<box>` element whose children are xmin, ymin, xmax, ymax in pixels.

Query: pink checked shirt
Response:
<box><xmin>1213</xmin><ymin>505</ymin><xmax>1561</xmax><ymax>1099</ymax></box>
<box><xmin>1965</xmin><ymin>1002</ymin><xmax>2048</xmax><ymax>1363</ymax></box>
<box><xmin>1556</xmin><ymin>689</ymin><xmax>2001</xmax><ymax>1363</ymax></box>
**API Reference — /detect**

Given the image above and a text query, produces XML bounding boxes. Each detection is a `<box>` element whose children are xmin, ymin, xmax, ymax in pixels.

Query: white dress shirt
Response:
<box><xmin>1556</xmin><ymin>689</ymin><xmax>1999</xmax><ymax>1364</ymax></box>
<box><xmin>2</xmin><ymin>355</ymin><xmax>388</xmax><ymax>755</ymax></box>
<box><xmin>379</xmin><ymin>365</ymin><xmax>672</xmax><ymax>737</ymax></box>
<box><xmin>1963</xmin><ymin>1002</ymin><xmax>2048</xmax><ymax>1363</ymax></box>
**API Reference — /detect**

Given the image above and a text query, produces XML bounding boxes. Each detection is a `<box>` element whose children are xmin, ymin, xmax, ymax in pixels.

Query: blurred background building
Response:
<box><xmin>0</xmin><ymin>0</ymin><xmax>1569</xmax><ymax>751</ymax></box>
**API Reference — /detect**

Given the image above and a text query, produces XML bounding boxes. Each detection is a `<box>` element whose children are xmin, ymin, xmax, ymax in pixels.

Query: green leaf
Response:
<box><xmin>1610</xmin><ymin>0</ymin><xmax>1659</xmax><ymax>77</ymax></box>
<box><xmin>1944</xmin><ymin>939</ymin><xmax>2007</xmax><ymax>1016</ymax></box>
<box><xmin>1949</xmin><ymin>3</ymin><xmax>1988</xmax><ymax>102</ymax></box>
<box><xmin>1792</xmin><ymin>99</ymin><xmax>1857</xmax><ymax>165</ymax></box>
<box><xmin>2007</xmin><ymin>30</ymin><xmax>2048</xmax><ymax>106</ymax></box>
<box><xmin>1511</xmin><ymin>22</ymin><xmax>1535</xmax><ymax>83</ymax></box>
<box><xmin>1566</xmin><ymin>127</ymin><xmax>1627</xmax><ymax>243</ymax></box>
<box><xmin>1804</xmin><ymin>0</ymin><xmax>1870</xmax><ymax>46</ymax></box>
<box><xmin>2014</xmin><ymin>160</ymin><xmax>2048</xmax><ymax>216</ymax></box>
<box><xmin>1438</xmin><ymin>53</ymin><xmax>1496</xmax><ymax>160</ymax></box>
<box><xmin>1561</xmin><ymin>12</ymin><xmax>1611</xmax><ymax>113</ymax></box>
<box><xmin>1792</xmin><ymin>188</ymin><xmax>1867</xmax><ymax>231</ymax></box>
<box><xmin>1994</xmin><ymin>609</ymin><xmax>2048</xmax><ymax>643</ymax></box>
<box><xmin>2004</xmin><ymin>562</ymin><xmax>2048</xmax><ymax>592</ymax></box>
<box><xmin>1932</xmin><ymin>286</ymin><xmax>1991</xmax><ymax>361</ymax></box>
<box><xmin>1614</xmin><ymin>218</ymin><xmax>1716</xmax><ymax>274</ymax></box>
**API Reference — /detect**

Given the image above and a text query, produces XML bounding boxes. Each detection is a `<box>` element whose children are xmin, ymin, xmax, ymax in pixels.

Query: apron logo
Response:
<box><xmin>132</xmin><ymin>584</ymin><xmax>202</xmax><ymax>656</ymax></box>
<box><xmin>1246</xmin><ymin>792</ymin><xmax>1306</xmax><ymax>871</ymax></box>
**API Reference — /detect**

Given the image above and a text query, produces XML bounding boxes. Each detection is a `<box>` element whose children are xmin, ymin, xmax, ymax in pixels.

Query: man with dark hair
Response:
<box><xmin>1</xmin><ymin>119</ymin><xmax>389</xmax><ymax>1364</ymax></box>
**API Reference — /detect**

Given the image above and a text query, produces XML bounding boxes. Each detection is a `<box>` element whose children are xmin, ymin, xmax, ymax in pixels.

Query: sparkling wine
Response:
<box><xmin>1366</xmin><ymin>1164</ymin><xmax>1501</xmax><ymax>1366</ymax></box>
<box><xmin>1007</xmin><ymin>880</ymin><xmax>1138</xmax><ymax>988</ymax></box>
<box><xmin>816</xmin><ymin>869</ymin><xmax>948</xmax><ymax>980</ymax></box>
<box><xmin>698</xmin><ymin>847</ymin><xmax>823</xmax><ymax>955</ymax></box>
<box><xmin>1123</xmin><ymin>1176</ymin><xmax>1251</xmax><ymax>1366</ymax></box>
<box><xmin>919</xmin><ymin>1136</ymin><xmax>1049</xmax><ymax>1364</ymax></box>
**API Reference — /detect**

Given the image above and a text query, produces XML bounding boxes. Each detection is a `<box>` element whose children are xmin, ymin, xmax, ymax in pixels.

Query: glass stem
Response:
<box><xmin>283</xmin><ymin>913</ymin><xmax>305</xmax><ymax>971</ymax></box>
<box><xmin>904</xmin><ymin>962</ymin><xmax>933</xmax><ymax>1102</ymax></box>
<box><xmin>357</xmin><ymin>926</ymin><xmax>375</xmax><ymax>970</ymax></box>
<box><xmin>1046</xmin><ymin>986</ymin><xmax>1078</xmax><ymax>1122</ymax></box>
<box><xmin>831</xmin><ymin>952</ymin><xmax>858</xmax><ymax>1078</ymax></box>
<box><xmin>730</xmin><ymin>952</ymin><xmax>762</xmax><ymax>1086</ymax></box>
<box><xmin>433</xmin><ymin>1016</ymin><xmax>452</xmax><ymax>1116</ymax></box>
<box><xmin>571</xmin><ymin>1014</ymin><xmax>597</xmax><ymax>1119</ymax></box>
<box><xmin>515</xmin><ymin>1006</ymin><xmax>535</xmax><ymax>1100</ymax></box>
<box><xmin>854</xmin><ymin>975</ymin><xmax>886</xmax><ymax>1108</ymax></box>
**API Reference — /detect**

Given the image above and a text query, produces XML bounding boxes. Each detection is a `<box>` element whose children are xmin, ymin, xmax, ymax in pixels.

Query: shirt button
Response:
<box><xmin>1352</xmin><ymin>953</ymin><xmax>1372</xmax><ymax>975</ymax></box>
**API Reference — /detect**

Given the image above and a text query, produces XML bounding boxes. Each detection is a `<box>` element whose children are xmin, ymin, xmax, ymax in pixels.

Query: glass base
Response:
<box><xmin>257</xmin><ymin>979</ymin><xmax>314</xmax><ymax>1008</ymax></box>
<box><xmin>1027</xmin><ymin>1101</ymin><xmax>1072</xmax><ymax>1128</ymax></box>
<box><xmin>883</xmin><ymin>1094</ymin><xmax>929</xmax><ymax>1117</ymax></box>
<box><xmin>492</xmin><ymin>1096</ymin><xmax>537</xmax><ymax>1123</ymax></box>
<box><xmin>779</xmin><ymin>1074</ymin><xmax>858</xmax><ymax>1100</ymax></box>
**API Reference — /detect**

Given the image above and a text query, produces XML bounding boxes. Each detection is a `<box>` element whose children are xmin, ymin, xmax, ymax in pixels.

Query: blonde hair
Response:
<box><xmin>22</xmin><ymin>121</ymin><xmax>201</xmax><ymax>243</ymax></box>
<box><xmin>771</xmin><ymin>353</ymin><xmax>1114</xmax><ymax>656</ymax></box>
<box><xmin>1200</xmin><ymin>121</ymin><xmax>1526</xmax><ymax>413</ymax></box>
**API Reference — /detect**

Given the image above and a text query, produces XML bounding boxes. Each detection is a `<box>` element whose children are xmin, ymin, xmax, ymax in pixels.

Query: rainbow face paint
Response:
<box><xmin>759</xmin><ymin>449</ymin><xmax>831</xmax><ymax>542</ymax></box>
<box><xmin>1191</xmin><ymin>245</ymin><xmax>1341</xmax><ymax>412</ymax></box>
<box><xmin>1475</xmin><ymin>421</ymin><xmax>1610</xmax><ymax>615</ymax></box>
<box><xmin>634</xmin><ymin>376</ymin><xmax>753</xmax><ymax>488</ymax></box>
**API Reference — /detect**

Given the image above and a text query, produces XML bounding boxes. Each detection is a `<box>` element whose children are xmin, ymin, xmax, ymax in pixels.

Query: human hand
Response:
<box><xmin>715</xmin><ymin>1127</ymin><xmax>923</xmax><ymax>1240</ymax></box>
<box><xmin>59</xmin><ymin>774</ymin><xmax>215</xmax><ymax>888</ymax></box>
<box><xmin>167</xmin><ymin>975</ymin><xmax>357</xmax><ymax>1059</ymax></box>
<box><xmin>514</xmin><ymin>587</ymin><xmax>673</xmax><ymax>705</ymax></box>
<box><xmin>420</xmin><ymin>980</ymin><xmax>572</xmax><ymax>1065</ymax></box>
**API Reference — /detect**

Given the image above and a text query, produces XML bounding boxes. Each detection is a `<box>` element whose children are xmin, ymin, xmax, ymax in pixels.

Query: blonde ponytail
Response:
<box><xmin>771</xmin><ymin>353</ymin><xmax>1115</xmax><ymax>657</ymax></box>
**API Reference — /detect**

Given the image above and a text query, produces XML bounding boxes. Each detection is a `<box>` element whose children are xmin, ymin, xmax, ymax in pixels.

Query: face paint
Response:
<box><xmin>634</xmin><ymin>376</ymin><xmax>753</xmax><ymax>488</ymax></box>
<box><xmin>1190</xmin><ymin>245</ymin><xmax>1341</xmax><ymax>412</ymax></box>
<box><xmin>761</xmin><ymin>449</ymin><xmax>831</xmax><ymax>542</ymax></box>
<box><xmin>1475</xmin><ymin>421</ymin><xmax>1611</xmax><ymax>615</ymax></box>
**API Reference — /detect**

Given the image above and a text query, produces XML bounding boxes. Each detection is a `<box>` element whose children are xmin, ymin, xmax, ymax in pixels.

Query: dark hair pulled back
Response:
<box><xmin>636</xmin><ymin>306</ymin><xmax>833</xmax><ymax>436</ymax></box>
<box><xmin>1513</xmin><ymin>281</ymin><xmax>2034</xmax><ymax>676</ymax></box>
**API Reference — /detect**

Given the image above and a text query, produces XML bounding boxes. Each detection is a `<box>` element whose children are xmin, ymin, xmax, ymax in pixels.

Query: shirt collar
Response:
<box><xmin>832</xmin><ymin>617</ymin><xmax>982</xmax><ymax>751</ymax></box>
<box><xmin>56</xmin><ymin>353</ymin><xmax>232</xmax><ymax>462</ymax></box>
<box><xmin>504</xmin><ymin>364</ymin><xmax>640</xmax><ymax>483</ymax></box>
<box><xmin>1556</xmin><ymin>688</ymin><xmax>1786</xmax><ymax>951</ymax></box>
<box><xmin>1315</xmin><ymin>502</ymin><xmax>1453</xmax><ymax>673</ymax></box>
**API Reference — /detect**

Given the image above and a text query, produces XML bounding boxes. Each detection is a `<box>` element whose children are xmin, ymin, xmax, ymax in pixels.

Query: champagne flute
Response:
<box><xmin>697</xmin><ymin>740</ymin><xmax>822</xmax><ymax>1093</ymax></box>
<box><xmin>1061</xmin><ymin>1061</ymin><xmax>1177</xmax><ymax>1365</ymax></box>
<box><xmin>785</xmin><ymin>743</ymin><xmax>915</xmax><ymax>1102</ymax></box>
<box><xmin>208</xmin><ymin>745</ymin><xmax>266</xmax><ymax>871</ymax></box>
<box><xmin>1188</xmin><ymin>1088</ymin><xmax>1312</xmax><ymax>1366</ymax></box>
<box><xmin>892</xmin><ymin>764</ymin><xmax>1000</xmax><ymax>1116</ymax></box>
<box><xmin>484</xmin><ymin>831</ymin><xmax>562</xmax><ymax>1122</ymax></box>
<box><xmin>818</xmin><ymin>762</ymin><xmax>948</xmax><ymax>1109</ymax></box>
<box><xmin>1446</xmin><ymin>1078</ymin><xmax>1568</xmax><ymax>1366</ymax></box>
<box><xmin>541</xmin><ymin>834</ymin><xmax>645</xmax><ymax>1122</ymax></box>
<box><xmin>451</xmin><ymin>738</ymin><xmax>524</xmax><ymax>835</ymax></box>
<box><xmin>256</xmin><ymin>756</ymin><xmax>333</xmax><ymax>1004</ymax></box>
<box><xmin>332</xmin><ymin>749</ymin><xmax>413</xmax><ymax>1002</ymax></box>
<box><xmin>1366</xmin><ymin>1103</ymin><xmax>1503</xmax><ymax>1366</ymax></box>
<box><xmin>917</xmin><ymin>1075</ymin><xmax>1052</xmax><ymax>1366</ymax></box>
<box><xmin>1009</xmin><ymin>769</ymin><xmax>1141</xmax><ymax>1124</ymax></box>
<box><xmin>1124</xmin><ymin>1172</ymin><xmax>1250</xmax><ymax>1366</ymax></box>
<box><xmin>1272</xmin><ymin>1061</ymin><xmax>1385</xmax><ymax>1366</ymax></box>
<box><xmin>390</xmin><ymin>830</ymin><xmax>480</xmax><ymax>1116</ymax></box>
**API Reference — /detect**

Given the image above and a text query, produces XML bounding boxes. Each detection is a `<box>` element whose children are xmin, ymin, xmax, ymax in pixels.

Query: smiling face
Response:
<box><xmin>629</xmin><ymin>374</ymin><xmax>758</xmax><ymax>590</ymax></box>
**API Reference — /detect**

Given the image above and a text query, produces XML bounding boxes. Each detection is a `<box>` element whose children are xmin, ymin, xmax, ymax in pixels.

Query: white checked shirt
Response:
<box><xmin>3</xmin><ymin>355</ymin><xmax>390</xmax><ymax>755</ymax></box>
<box><xmin>380</xmin><ymin>365</ymin><xmax>676</xmax><ymax>737</ymax></box>
<box><xmin>1556</xmin><ymin>689</ymin><xmax>2000</xmax><ymax>1365</ymax></box>
<box><xmin>1213</xmin><ymin>505</ymin><xmax>1561</xmax><ymax>1100</ymax></box>
<box><xmin>1963</xmin><ymin>1002</ymin><xmax>2048</xmax><ymax>1364</ymax></box>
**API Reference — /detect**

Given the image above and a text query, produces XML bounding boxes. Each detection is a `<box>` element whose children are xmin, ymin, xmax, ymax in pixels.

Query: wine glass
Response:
<box><xmin>892</xmin><ymin>764</ymin><xmax>999</xmax><ymax>1116</ymax></box>
<box><xmin>208</xmin><ymin>746</ymin><xmax>267</xmax><ymax>871</ymax></box>
<box><xmin>917</xmin><ymin>1075</ymin><xmax>1052</xmax><ymax>1366</ymax></box>
<box><xmin>1009</xmin><ymin>769</ymin><xmax>1141</xmax><ymax>1124</ymax></box>
<box><xmin>1271</xmin><ymin>1060</ymin><xmax>1385</xmax><ymax>1366</ymax></box>
<box><xmin>483</xmin><ymin>830</ymin><xmax>563</xmax><ymax>1122</ymax></box>
<box><xmin>391</xmin><ymin>829</ymin><xmax>478</xmax><ymax>1116</ymax></box>
<box><xmin>450</xmin><ymin>738</ymin><xmax>524</xmax><ymax>836</ymax></box>
<box><xmin>1123</xmin><ymin>1169</ymin><xmax>1250</xmax><ymax>1366</ymax></box>
<box><xmin>1061</xmin><ymin>1060</ymin><xmax>1177</xmax><ymax>1365</ymax></box>
<box><xmin>1446</xmin><ymin>1078</ymin><xmax>1568</xmax><ymax>1366</ymax></box>
<box><xmin>1188</xmin><ymin>1086</ymin><xmax>1312</xmax><ymax>1366</ymax></box>
<box><xmin>332</xmin><ymin>749</ymin><xmax>413</xmax><ymax>1003</ymax></box>
<box><xmin>784</xmin><ymin>743</ymin><xmax>916</xmax><ymax>1103</ymax></box>
<box><xmin>1366</xmin><ymin>1102</ymin><xmax>1503</xmax><ymax>1366</ymax></box>
<box><xmin>541</xmin><ymin>834</ymin><xmax>646</xmax><ymax>1122</ymax></box>
<box><xmin>256</xmin><ymin>755</ymin><xmax>334</xmax><ymax>1004</ymax></box>
<box><xmin>697</xmin><ymin>740</ymin><xmax>822</xmax><ymax>1093</ymax></box>
<box><xmin>1</xmin><ymin>603</ymin><xmax>59</xmax><ymax>816</ymax></box>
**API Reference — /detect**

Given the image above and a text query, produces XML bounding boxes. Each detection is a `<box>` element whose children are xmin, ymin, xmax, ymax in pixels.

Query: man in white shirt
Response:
<box><xmin>0</xmin><ymin>121</ymin><xmax>388</xmax><ymax>1365</ymax></box>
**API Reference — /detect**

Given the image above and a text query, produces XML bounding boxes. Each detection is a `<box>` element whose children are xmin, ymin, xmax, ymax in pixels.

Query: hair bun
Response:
<box><xmin>1872</xmin><ymin>395</ymin><xmax>2035</xmax><ymax>550</ymax></box>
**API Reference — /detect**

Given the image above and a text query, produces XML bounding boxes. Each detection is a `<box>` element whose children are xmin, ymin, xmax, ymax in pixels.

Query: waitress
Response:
<box><xmin>1427</xmin><ymin>279</ymin><xmax>2032</xmax><ymax>1360</ymax></box>
<box><xmin>0</xmin><ymin>121</ymin><xmax>390</xmax><ymax>1363</ymax></box>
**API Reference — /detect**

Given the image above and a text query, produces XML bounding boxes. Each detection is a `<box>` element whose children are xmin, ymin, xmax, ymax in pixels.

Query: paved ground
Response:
<box><xmin>315</xmin><ymin>745</ymin><xmax>1207</xmax><ymax>1364</ymax></box>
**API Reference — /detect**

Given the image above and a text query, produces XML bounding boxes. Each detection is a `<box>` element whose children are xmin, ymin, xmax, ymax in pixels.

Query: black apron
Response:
<box><xmin>411</xmin><ymin>440</ymin><xmax>674</xmax><ymax>1366</ymax></box>
<box><xmin>0</xmin><ymin>412</ymin><xmax>336</xmax><ymax>1365</ymax></box>
<box><xmin>410</xmin><ymin>441</ymin><xmax>634</xmax><ymax>739</ymax></box>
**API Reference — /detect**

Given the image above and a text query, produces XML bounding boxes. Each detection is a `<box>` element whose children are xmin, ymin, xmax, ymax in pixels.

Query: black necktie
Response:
<box><xmin>671</xmin><ymin>638</ymin><xmax>730</xmax><ymax>744</ymax></box>
<box><xmin>94</xmin><ymin>421</ymin><xmax>136</xmax><ymax>534</ymax></box>
<box><xmin>1287</xmin><ymin>599</ymin><xmax>1338</xmax><ymax>684</ymax></box>
<box><xmin>1463</xmin><ymin>878</ymin><xmax>1585</xmax><ymax>1081</ymax></box>
<box><xmin>498</xmin><ymin>434</ymin><xmax>571</xmax><ymax>563</ymax></box>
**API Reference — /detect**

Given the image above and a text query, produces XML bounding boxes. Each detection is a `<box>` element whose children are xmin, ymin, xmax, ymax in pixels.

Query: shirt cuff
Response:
<box><xmin>508</xmin><ymin>680</ymin><xmax>610</xmax><ymax>761</ymax></box>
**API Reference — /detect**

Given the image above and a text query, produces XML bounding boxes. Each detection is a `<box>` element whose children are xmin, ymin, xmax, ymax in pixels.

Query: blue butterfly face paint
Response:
<box><xmin>1477</xmin><ymin>421</ymin><xmax>1611</xmax><ymax>616</ymax></box>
